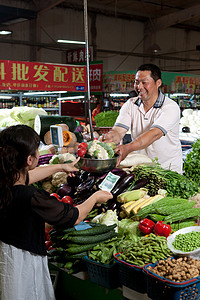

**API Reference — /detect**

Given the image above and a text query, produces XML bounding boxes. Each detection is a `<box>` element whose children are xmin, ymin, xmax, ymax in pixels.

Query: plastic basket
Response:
<box><xmin>83</xmin><ymin>256</ymin><xmax>120</xmax><ymax>289</ymax></box>
<box><xmin>114</xmin><ymin>253</ymin><xmax>147</xmax><ymax>293</ymax></box>
<box><xmin>143</xmin><ymin>260</ymin><xmax>200</xmax><ymax>300</ymax></box>
<box><xmin>38</xmin><ymin>154</ymin><xmax>54</xmax><ymax>166</ymax></box>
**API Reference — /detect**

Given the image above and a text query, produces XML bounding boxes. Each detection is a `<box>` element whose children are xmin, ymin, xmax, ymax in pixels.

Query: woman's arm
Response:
<box><xmin>75</xmin><ymin>190</ymin><xmax>113</xmax><ymax>224</ymax></box>
<box><xmin>29</xmin><ymin>158</ymin><xmax>80</xmax><ymax>184</ymax></box>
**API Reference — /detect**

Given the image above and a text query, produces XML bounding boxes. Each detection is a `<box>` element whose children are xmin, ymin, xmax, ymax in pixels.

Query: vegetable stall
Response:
<box><xmin>33</xmin><ymin>121</ymin><xmax>200</xmax><ymax>300</ymax></box>
<box><xmin>2</xmin><ymin>108</ymin><xmax>200</xmax><ymax>300</ymax></box>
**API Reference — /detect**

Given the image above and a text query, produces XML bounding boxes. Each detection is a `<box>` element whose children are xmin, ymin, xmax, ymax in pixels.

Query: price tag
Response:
<box><xmin>50</xmin><ymin>125</ymin><xmax>63</xmax><ymax>147</ymax></box>
<box><xmin>99</xmin><ymin>172</ymin><xmax>120</xmax><ymax>192</ymax></box>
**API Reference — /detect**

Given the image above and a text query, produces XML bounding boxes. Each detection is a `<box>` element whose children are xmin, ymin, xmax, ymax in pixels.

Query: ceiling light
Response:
<box><xmin>57</xmin><ymin>39</ymin><xmax>86</xmax><ymax>45</ymax></box>
<box><xmin>150</xmin><ymin>43</ymin><xmax>161</xmax><ymax>54</ymax></box>
<box><xmin>0</xmin><ymin>29</ymin><xmax>12</xmax><ymax>35</ymax></box>
<box><xmin>0</xmin><ymin>95</ymin><xmax>12</xmax><ymax>99</ymax></box>
<box><xmin>57</xmin><ymin>96</ymin><xmax>85</xmax><ymax>100</ymax></box>
<box><xmin>110</xmin><ymin>93</ymin><xmax>129</xmax><ymax>97</ymax></box>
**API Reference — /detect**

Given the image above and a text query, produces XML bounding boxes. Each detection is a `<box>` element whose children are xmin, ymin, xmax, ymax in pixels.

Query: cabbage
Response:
<box><xmin>0</xmin><ymin>109</ymin><xmax>11</xmax><ymax>121</ymax></box>
<box><xmin>19</xmin><ymin>107</ymin><xmax>47</xmax><ymax>122</ymax></box>
<box><xmin>92</xmin><ymin>210</ymin><xmax>119</xmax><ymax>231</ymax></box>
<box><xmin>118</xmin><ymin>218</ymin><xmax>141</xmax><ymax>241</ymax></box>
<box><xmin>0</xmin><ymin>117</ymin><xmax>22</xmax><ymax>128</ymax></box>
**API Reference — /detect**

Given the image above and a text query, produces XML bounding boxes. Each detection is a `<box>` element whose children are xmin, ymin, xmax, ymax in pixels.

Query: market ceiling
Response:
<box><xmin>1</xmin><ymin>0</ymin><xmax>200</xmax><ymax>32</ymax></box>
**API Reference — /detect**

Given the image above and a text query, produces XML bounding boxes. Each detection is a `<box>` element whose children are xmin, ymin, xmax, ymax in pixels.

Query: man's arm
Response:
<box><xmin>116</xmin><ymin>127</ymin><xmax>164</xmax><ymax>165</ymax></box>
<box><xmin>101</xmin><ymin>126</ymin><xmax>127</xmax><ymax>145</ymax></box>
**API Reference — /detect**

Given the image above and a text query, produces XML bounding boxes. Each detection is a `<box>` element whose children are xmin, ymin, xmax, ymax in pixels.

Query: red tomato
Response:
<box><xmin>45</xmin><ymin>227</ymin><xmax>51</xmax><ymax>240</ymax></box>
<box><xmin>78</xmin><ymin>142</ymin><xmax>88</xmax><ymax>149</ymax></box>
<box><xmin>62</xmin><ymin>195</ymin><xmax>73</xmax><ymax>205</ymax></box>
<box><xmin>50</xmin><ymin>193</ymin><xmax>61</xmax><ymax>201</ymax></box>
<box><xmin>77</xmin><ymin>147</ymin><xmax>87</xmax><ymax>157</ymax></box>
<box><xmin>45</xmin><ymin>240</ymin><xmax>53</xmax><ymax>250</ymax></box>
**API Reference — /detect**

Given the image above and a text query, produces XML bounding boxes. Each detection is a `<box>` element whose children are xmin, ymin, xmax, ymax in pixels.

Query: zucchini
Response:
<box><xmin>66</xmin><ymin>243</ymin><xmax>98</xmax><ymax>254</ymax></box>
<box><xmin>34</xmin><ymin>115</ymin><xmax>77</xmax><ymax>141</ymax></box>
<box><xmin>70</xmin><ymin>224</ymin><xmax>117</xmax><ymax>236</ymax></box>
<box><xmin>67</xmin><ymin>230</ymin><xmax>117</xmax><ymax>244</ymax></box>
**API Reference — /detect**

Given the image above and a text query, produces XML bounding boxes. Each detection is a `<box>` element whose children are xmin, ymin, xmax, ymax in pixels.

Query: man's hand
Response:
<box><xmin>115</xmin><ymin>144</ymin><xmax>130</xmax><ymax>166</ymax></box>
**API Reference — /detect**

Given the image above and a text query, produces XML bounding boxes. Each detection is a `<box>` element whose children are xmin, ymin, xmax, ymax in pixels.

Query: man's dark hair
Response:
<box><xmin>136</xmin><ymin>64</ymin><xmax>161</xmax><ymax>82</ymax></box>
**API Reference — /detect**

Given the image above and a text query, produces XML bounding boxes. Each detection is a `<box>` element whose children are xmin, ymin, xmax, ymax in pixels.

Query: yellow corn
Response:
<box><xmin>123</xmin><ymin>189</ymin><xmax>147</xmax><ymax>203</ymax></box>
<box><xmin>140</xmin><ymin>195</ymin><xmax>164</xmax><ymax>209</ymax></box>
<box><xmin>121</xmin><ymin>200</ymin><xmax>136</xmax><ymax>211</ymax></box>
<box><xmin>117</xmin><ymin>191</ymin><xmax>136</xmax><ymax>203</ymax></box>
<box><xmin>125</xmin><ymin>196</ymin><xmax>149</xmax><ymax>216</ymax></box>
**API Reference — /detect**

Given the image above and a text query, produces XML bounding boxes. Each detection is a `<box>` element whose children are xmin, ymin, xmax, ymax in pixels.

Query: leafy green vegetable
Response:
<box><xmin>94</xmin><ymin>111</ymin><xmax>119</xmax><ymax>127</ymax></box>
<box><xmin>131</xmin><ymin>164</ymin><xmax>199</xmax><ymax>198</ymax></box>
<box><xmin>183</xmin><ymin>139</ymin><xmax>200</xmax><ymax>185</ymax></box>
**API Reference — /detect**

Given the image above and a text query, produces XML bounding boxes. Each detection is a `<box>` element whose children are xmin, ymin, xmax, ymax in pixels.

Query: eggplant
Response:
<box><xmin>129</xmin><ymin>178</ymin><xmax>147</xmax><ymax>190</ymax></box>
<box><xmin>58</xmin><ymin>183</ymin><xmax>73</xmax><ymax>198</ymax></box>
<box><xmin>111</xmin><ymin>173</ymin><xmax>135</xmax><ymax>197</ymax></box>
<box><xmin>67</xmin><ymin>173</ymin><xmax>82</xmax><ymax>187</ymax></box>
<box><xmin>75</xmin><ymin>176</ymin><xmax>95</xmax><ymax>195</ymax></box>
<box><xmin>79</xmin><ymin>170</ymin><xmax>91</xmax><ymax>182</ymax></box>
<box><xmin>110</xmin><ymin>168</ymin><xmax>127</xmax><ymax>178</ymax></box>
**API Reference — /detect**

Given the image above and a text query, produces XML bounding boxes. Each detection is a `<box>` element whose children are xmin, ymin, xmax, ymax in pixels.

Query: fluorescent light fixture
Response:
<box><xmin>0</xmin><ymin>95</ymin><xmax>12</xmax><ymax>99</ymax></box>
<box><xmin>110</xmin><ymin>93</ymin><xmax>129</xmax><ymax>97</ymax></box>
<box><xmin>171</xmin><ymin>93</ymin><xmax>190</xmax><ymax>97</ymax></box>
<box><xmin>0</xmin><ymin>29</ymin><xmax>12</xmax><ymax>35</ymax></box>
<box><xmin>23</xmin><ymin>91</ymin><xmax>67</xmax><ymax>95</ymax></box>
<box><xmin>57</xmin><ymin>39</ymin><xmax>86</xmax><ymax>45</ymax></box>
<box><xmin>57</xmin><ymin>96</ymin><xmax>85</xmax><ymax>100</ymax></box>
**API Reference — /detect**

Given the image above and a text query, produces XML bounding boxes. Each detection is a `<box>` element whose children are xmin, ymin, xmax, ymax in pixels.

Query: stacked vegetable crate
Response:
<box><xmin>143</xmin><ymin>257</ymin><xmax>200</xmax><ymax>300</ymax></box>
<box><xmin>48</xmin><ymin>223</ymin><xmax>117</xmax><ymax>275</ymax></box>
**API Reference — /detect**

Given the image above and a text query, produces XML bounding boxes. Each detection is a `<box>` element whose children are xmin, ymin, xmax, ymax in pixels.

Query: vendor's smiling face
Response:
<box><xmin>134</xmin><ymin>70</ymin><xmax>161</xmax><ymax>103</ymax></box>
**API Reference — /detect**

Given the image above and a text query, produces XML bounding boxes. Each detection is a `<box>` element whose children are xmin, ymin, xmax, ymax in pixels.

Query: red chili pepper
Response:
<box><xmin>154</xmin><ymin>221</ymin><xmax>171</xmax><ymax>237</ymax></box>
<box><xmin>138</xmin><ymin>218</ymin><xmax>155</xmax><ymax>235</ymax></box>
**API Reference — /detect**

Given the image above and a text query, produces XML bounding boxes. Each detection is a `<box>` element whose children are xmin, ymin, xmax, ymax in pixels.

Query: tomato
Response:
<box><xmin>62</xmin><ymin>195</ymin><xmax>73</xmax><ymax>205</ymax></box>
<box><xmin>45</xmin><ymin>227</ymin><xmax>51</xmax><ymax>240</ymax></box>
<box><xmin>50</xmin><ymin>193</ymin><xmax>61</xmax><ymax>201</ymax></box>
<box><xmin>78</xmin><ymin>142</ymin><xmax>88</xmax><ymax>149</ymax></box>
<box><xmin>77</xmin><ymin>147</ymin><xmax>87</xmax><ymax>157</ymax></box>
<box><xmin>45</xmin><ymin>240</ymin><xmax>53</xmax><ymax>250</ymax></box>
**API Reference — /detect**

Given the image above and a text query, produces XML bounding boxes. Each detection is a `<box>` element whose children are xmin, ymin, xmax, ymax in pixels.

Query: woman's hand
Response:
<box><xmin>93</xmin><ymin>190</ymin><xmax>113</xmax><ymax>204</ymax></box>
<box><xmin>60</xmin><ymin>157</ymin><xmax>80</xmax><ymax>176</ymax></box>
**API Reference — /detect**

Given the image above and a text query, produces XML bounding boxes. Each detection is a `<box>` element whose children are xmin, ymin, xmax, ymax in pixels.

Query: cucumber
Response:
<box><xmin>65</xmin><ymin>252</ymin><xmax>88</xmax><ymax>259</ymax></box>
<box><xmin>68</xmin><ymin>230</ymin><xmax>117</xmax><ymax>244</ymax></box>
<box><xmin>34</xmin><ymin>115</ymin><xmax>77</xmax><ymax>141</ymax></box>
<box><xmin>66</xmin><ymin>243</ymin><xmax>98</xmax><ymax>254</ymax></box>
<box><xmin>70</xmin><ymin>224</ymin><xmax>117</xmax><ymax>236</ymax></box>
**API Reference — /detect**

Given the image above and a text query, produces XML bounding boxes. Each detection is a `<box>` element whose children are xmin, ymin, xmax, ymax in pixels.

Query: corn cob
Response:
<box><xmin>121</xmin><ymin>189</ymin><xmax>147</xmax><ymax>203</ymax></box>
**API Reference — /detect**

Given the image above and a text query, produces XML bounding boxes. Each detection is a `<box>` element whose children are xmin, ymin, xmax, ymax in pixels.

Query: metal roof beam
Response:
<box><xmin>148</xmin><ymin>3</ymin><xmax>200</xmax><ymax>32</ymax></box>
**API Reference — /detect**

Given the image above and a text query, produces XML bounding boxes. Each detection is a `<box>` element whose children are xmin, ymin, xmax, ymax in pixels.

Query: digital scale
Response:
<box><xmin>50</xmin><ymin>125</ymin><xmax>63</xmax><ymax>152</ymax></box>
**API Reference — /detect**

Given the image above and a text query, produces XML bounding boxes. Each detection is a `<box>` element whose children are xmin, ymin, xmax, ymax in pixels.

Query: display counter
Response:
<box><xmin>49</xmin><ymin>263</ymin><xmax>124</xmax><ymax>300</ymax></box>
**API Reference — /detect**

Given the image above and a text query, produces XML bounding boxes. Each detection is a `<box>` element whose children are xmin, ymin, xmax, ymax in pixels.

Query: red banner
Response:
<box><xmin>89</xmin><ymin>63</ymin><xmax>103</xmax><ymax>92</ymax></box>
<box><xmin>0</xmin><ymin>60</ymin><xmax>87</xmax><ymax>91</ymax></box>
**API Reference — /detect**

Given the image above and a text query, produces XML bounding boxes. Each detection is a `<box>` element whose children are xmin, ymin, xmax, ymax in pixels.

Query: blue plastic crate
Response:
<box><xmin>83</xmin><ymin>256</ymin><xmax>120</xmax><ymax>289</ymax></box>
<box><xmin>114</xmin><ymin>253</ymin><xmax>147</xmax><ymax>294</ymax></box>
<box><xmin>143</xmin><ymin>260</ymin><xmax>200</xmax><ymax>300</ymax></box>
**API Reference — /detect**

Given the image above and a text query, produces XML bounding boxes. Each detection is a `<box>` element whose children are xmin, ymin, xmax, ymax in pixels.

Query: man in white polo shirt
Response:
<box><xmin>103</xmin><ymin>64</ymin><xmax>182</xmax><ymax>173</ymax></box>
